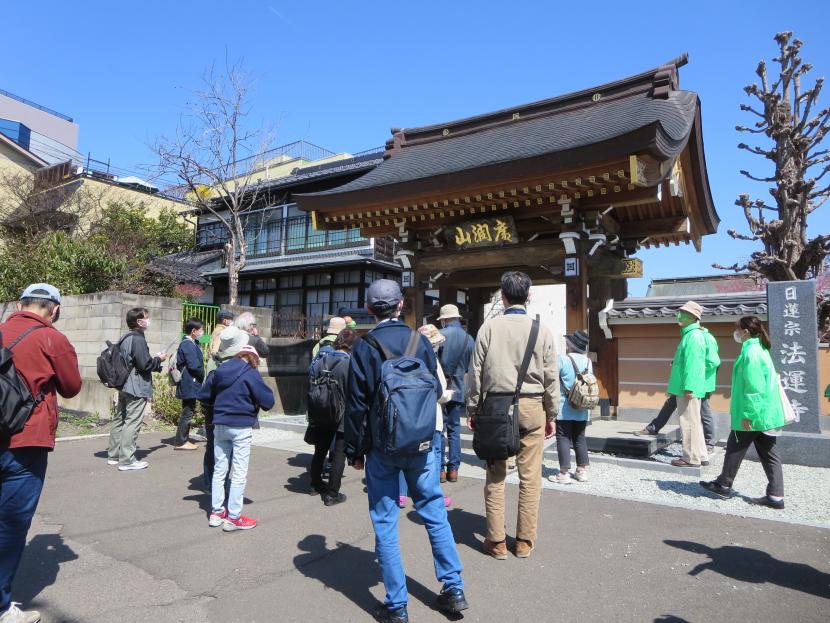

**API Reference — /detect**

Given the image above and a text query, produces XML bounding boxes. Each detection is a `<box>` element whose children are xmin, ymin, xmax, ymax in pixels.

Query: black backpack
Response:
<box><xmin>97</xmin><ymin>334</ymin><xmax>132</xmax><ymax>389</ymax></box>
<box><xmin>307</xmin><ymin>352</ymin><xmax>346</xmax><ymax>430</ymax></box>
<box><xmin>0</xmin><ymin>325</ymin><xmax>47</xmax><ymax>437</ymax></box>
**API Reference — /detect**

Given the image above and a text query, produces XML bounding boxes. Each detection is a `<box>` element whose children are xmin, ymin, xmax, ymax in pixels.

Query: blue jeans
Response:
<box><xmin>442</xmin><ymin>401</ymin><xmax>464</xmax><ymax>472</ymax></box>
<box><xmin>0</xmin><ymin>447</ymin><xmax>48</xmax><ymax>613</ymax></box>
<box><xmin>212</xmin><ymin>426</ymin><xmax>252</xmax><ymax>520</ymax></box>
<box><xmin>366</xmin><ymin>430</ymin><xmax>463</xmax><ymax>610</ymax></box>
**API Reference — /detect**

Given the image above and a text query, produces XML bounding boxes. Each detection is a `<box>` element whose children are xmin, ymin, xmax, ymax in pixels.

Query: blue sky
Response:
<box><xmin>3</xmin><ymin>1</ymin><xmax>829</xmax><ymax>295</ymax></box>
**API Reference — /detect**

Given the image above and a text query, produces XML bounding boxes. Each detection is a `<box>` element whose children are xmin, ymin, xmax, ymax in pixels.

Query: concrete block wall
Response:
<box><xmin>2</xmin><ymin>291</ymin><xmax>184</xmax><ymax>417</ymax></box>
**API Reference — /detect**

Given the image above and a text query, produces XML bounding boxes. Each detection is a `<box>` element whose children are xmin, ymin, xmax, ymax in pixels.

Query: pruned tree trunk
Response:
<box><xmin>714</xmin><ymin>32</ymin><xmax>830</xmax><ymax>333</ymax></box>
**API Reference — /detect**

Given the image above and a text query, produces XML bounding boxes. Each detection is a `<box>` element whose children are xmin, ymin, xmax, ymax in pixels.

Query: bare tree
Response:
<box><xmin>0</xmin><ymin>166</ymin><xmax>105</xmax><ymax>239</ymax></box>
<box><xmin>154</xmin><ymin>61</ymin><xmax>271</xmax><ymax>305</ymax></box>
<box><xmin>715</xmin><ymin>32</ymin><xmax>830</xmax><ymax>328</ymax></box>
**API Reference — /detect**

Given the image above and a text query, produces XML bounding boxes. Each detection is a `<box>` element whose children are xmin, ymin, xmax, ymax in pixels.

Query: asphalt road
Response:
<box><xmin>13</xmin><ymin>433</ymin><xmax>830</xmax><ymax>623</ymax></box>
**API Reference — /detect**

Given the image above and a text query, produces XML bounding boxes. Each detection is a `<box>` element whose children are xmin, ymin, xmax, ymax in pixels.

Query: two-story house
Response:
<box><xmin>192</xmin><ymin>141</ymin><xmax>400</xmax><ymax>336</ymax></box>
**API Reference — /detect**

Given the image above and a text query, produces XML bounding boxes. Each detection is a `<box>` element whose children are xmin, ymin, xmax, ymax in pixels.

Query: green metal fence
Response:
<box><xmin>182</xmin><ymin>303</ymin><xmax>220</xmax><ymax>351</ymax></box>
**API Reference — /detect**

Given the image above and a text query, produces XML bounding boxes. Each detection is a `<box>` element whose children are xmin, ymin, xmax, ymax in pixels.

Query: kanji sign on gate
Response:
<box><xmin>447</xmin><ymin>216</ymin><xmax>519</xmax><ymax>249</ymax></box>
<box><xmin>768</xmin><ymin>280</ymin><xmax>821</xmax><ymax>434</ymax></box>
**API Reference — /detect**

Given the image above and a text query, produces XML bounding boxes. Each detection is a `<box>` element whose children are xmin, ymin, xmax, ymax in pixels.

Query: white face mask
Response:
<box><xmin>733</xmin><ymin>330</ymin><xmax>744</xmax><ymax>344</ymax></box>
<box><xmin>195</xmin><ymin>330</ymin><xmax>204</xmax><ymax>340</ymax></box>
<box><xmin>138</xmin><ymin>318</ymin><xmax>151</xmax><ymax>329</ymax></box>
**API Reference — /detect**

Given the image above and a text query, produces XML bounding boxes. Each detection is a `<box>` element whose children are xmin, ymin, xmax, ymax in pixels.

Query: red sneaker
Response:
<box><xmin>208</xmin><ymin>509</ymin><xmax>227</xmax><ymax>527</ymax></box>
<box><xmin>222</xmin><ymin>514</ymin><xmax>257</xmax><ymax>531</ymax></box>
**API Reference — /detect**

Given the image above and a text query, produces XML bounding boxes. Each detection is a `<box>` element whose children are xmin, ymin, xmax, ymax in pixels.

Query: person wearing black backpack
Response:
<box><xmin>305</xmin><ymin>328</ymin><xmax>357</xmax><ymax>506</ymax></box>
<box><xmin>0</xmin><ymin>283</ymin><xmax>82</xmax><ymax>623</ymax></box>
<box><xmin>106</xmin><ymin>308</ymin><xmax>167</xmax><ymax>472</ymax></box>
<box><xmin>549</xmin><ymin>330</ymin><xmax>593</xmax><ymax>485</ymax></box>
<box><xmin>345</xmin><ymin>279</ymin><xmax>468</xmax><ymax>623</ymax></box>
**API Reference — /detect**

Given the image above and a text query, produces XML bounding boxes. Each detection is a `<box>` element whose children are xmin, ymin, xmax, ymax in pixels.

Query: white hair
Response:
<box><xmin>233</xmin><ymin>312</ymin><xmax>257</xmax><ymax>332</ymax></box>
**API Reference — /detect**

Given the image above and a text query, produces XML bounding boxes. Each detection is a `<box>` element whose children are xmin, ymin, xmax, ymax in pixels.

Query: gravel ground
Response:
<box><xmin>253</xmin><ymin>428</ymin><xmax>830</xmax><ymax>529</ymax></box>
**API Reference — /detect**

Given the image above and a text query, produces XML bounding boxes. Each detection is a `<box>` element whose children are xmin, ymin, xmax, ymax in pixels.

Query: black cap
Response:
<box><xmin>366</xmin><ymin>279</ymin><xmax>402</xmax><ymax>313</ymax></box>
<box><xmin>217</xmin><ymin>310</ymin><xmax>235</xmax><ymax>322</ymax></box>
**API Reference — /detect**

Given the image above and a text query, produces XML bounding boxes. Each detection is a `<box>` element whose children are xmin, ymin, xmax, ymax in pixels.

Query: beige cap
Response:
<box><xmin>418</xmin><ymin>324</ymin><xmax>446</xmax><ymax>348</ymax></box>
<box><xmin>678</xmin><ymin>300</ymin><xmax>703</xmax><ymax>319</ymax></box>
<box><xmin>437</xmin><ymin>304</ymin><xmax>461</xmax><ymax>321</ymax></box>
<box><xmin>326</xmin><ymin>317</ymin><xmax>347</xmax><ymax>334</ymax></box>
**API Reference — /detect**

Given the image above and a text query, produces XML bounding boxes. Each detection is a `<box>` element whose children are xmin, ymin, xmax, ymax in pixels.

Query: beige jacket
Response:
<box><xmin>208</xmin><ymin>323</ymin><xmax>226</xmax><ymax>357</ymax></box>
<box><xmin>466</xmin><ymin>307</ymin><xmax>560</xmax><ymax>421</ymax></box>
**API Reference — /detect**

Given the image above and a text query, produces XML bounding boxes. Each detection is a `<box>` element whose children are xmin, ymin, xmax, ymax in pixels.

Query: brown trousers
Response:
<box><xmin>484</xmin><ymin>396</ymin><xmax>546</xmax><ymax>543</ymax></box>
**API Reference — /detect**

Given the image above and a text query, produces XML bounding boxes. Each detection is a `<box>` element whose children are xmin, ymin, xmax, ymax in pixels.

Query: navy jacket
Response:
<box><xmin>198</xmin><ymin>358</ymin><xmax>275</xmax><ymax>427</ymax></box>
<box><xmin>345</xmin><ymin>319</ymin><xmax>437</xmax><ymax>461</ymax></box>
<box><xmin>175</xmin><ymin>337</ymin><xmax>205</xmax><ymax>400</ymax></box>
<box><xmin>439</xmin><ymin>320</ymin><xmax>474</xmax><ymax>403</ymax></box>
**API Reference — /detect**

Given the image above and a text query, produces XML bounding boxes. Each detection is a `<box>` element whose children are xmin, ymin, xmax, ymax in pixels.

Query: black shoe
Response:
<box><xmin>372</xmin><ymin>604</ymin><xmax>408</xmax><ymax>623</ymax></box>
<box><xmin>323</xmin><ymin>492</ymin><xmax>347</xmax><ymax>506</ymax></box>
<box><xmin>308</xmin><ymin>482</ymin><xmax>326</xmax><ymax>496</ymax></box>
<box><xmin>749</xmin><ymin>495</ymin><xmax>785</xmax><ymax>510</ymax></box>
<box><xmin>699</xmin><ymin>480</ymin><xmax>731</xmax><ymax>499</ymax></box>
<box><xmin>436</xmin><ymin>587</ymin><xmax>469</xmax><ymax>614</ymax></box>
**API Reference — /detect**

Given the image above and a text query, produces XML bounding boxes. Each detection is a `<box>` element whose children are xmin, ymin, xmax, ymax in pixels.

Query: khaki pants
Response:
<box><xmin>108</xmin><ymin>393</ymin><xmax>148</xmax><ymax>465</ymax></box>
<box><xmin>484</xmin><ymin>396</ymin><xmax>546</xmax><ymax>544</ymax></box>
<box><xmin>677</xmin><ymin>395</ymin><xmax>708</xmax><ymax>465</ymax></box>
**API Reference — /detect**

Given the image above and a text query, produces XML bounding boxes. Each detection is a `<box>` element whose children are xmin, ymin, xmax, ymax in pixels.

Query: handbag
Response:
<box><xmin>778</xmin><ymin>374</ymin><xmax>799</xmax><ymax>425</ymax></box>
<box><xmin>472</xmin><ymin>315</ymin><xmax>540</xmax><ymax>461</ymax></box>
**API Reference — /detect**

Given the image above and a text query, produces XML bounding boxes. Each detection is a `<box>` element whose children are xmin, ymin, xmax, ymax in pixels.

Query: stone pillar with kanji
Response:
<box><xmin>768</xmin><ymin>281</ymin><xmax>822</xmax><ymax>434</ymax></box>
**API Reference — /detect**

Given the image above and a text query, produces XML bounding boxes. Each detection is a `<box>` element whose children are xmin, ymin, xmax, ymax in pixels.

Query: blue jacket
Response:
<box><xmin>557</xmin><ymin>353</ymin><xmax>593</xmax><ymax>421</ymax></box>
<box><xmin>345</xmin><ymin>319</ymin><xmax>437</xmax><ymax>461</ymax></box>
<box><xmin>439</xmin><ymin>321</ymin><xmax>474</xmax><ymax>403</ymax></box>
<box><xmin>175</xmin><ymin>337</ymin><xmax>205</xmax><ymax>400</ymax></box>
<box><xmin>199</xmin><ymin>358</ymin><xmax>275</xmax><ymax>427</ymax></box>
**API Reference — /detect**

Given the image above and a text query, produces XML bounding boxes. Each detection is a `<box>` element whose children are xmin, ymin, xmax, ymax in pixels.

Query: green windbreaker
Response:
<box><xmin>730</xmin><ymin>337</ymin><xmax>785</xmax><ymax>431</ymax></box>
<box><xmin>667</xmin><ymin>322</ymin><xmax>707</xmax><ymax>398</ymax></box>
<box><xmin>701</xmin><ymin>327</ymin><xmax>721</xmax><ymax>394</ymax></box>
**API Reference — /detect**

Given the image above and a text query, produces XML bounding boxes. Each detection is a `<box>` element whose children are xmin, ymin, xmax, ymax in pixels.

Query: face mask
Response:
<box><xmin>138</xmin><ymin>318</ymin><xmax>150</xmax><ymax>329</ymax></box>
<box><xmin>195</xmin><ymin>330</ymin><xmax>205</xmax><ymax>340</ymax></box>
<box><xmin>733</xmin><ymin>330</ymin><xmax>744</xmax><ymax>344</ymax></box>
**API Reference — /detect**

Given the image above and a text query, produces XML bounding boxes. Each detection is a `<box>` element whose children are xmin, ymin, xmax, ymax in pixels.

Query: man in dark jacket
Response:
<box><xmin>346</xmin><ymin>280</ymin><xmax>468</xmax><ymax>623</ymax></box>
<box><xmin>106</xmin><ymin>307</ymin><xmax>166</xmax><ymax>471</ymax></box>
<box><xmin>173</xmin><ymin>318</ymin><xmax>205</xmax><ymax>450</ymax></box>
<box><xmin>437</xmin><ymin>304</ymin><xmax>474</xmax><ymax>483</ymax></box>
<box><xmin>0</xmin><ymin>283</ymin><xmax>82</xmax><ymax>623</ymax></box>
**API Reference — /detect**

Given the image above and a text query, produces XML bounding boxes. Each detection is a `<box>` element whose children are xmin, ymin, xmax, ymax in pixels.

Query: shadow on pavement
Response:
<box><xmin>652</xmin><ymin>479</ymin><xmax>710</xmax><ymax>499</ymax></box>
<box><xmin>92</xmin><ymin>444</ymin><xmax>166</xmax><ymax>462</ymax></box>
<box><xmin>285</xmin><ymin>453</ymin><xmax>314</xmax><ymax>493</ymax></box>
<box><xmin>654</xmin><ymin>617</ymin><xmax>691</xmax><ymax>623</ymax></box>
<box><xmin>12</xmin><ymin>533</ymin><xmax>78</xmax><ymax>607</ymax></box>
<box><xmin>665</xmin><ymin>540</ymin><xmax>830</xmax><ymax>598</ymax></box>
<box><xmin>294</xmin><ymin>534</ymin><xmax>447</xmax><ymax>617</ymax></box>
<box><xmin>405</xmin><ymin>507</ymin><xmax>485</xmax><ymax>555</ymax></box>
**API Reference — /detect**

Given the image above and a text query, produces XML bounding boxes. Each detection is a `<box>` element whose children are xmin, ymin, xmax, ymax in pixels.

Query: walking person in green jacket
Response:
<box><xmin>667</xmin><ymin>301</ymin><xmax>709</xmax><ymax>467</ymax></box>
<box><xmin>700</xmin><ymin>316</ymin><xmax>786</xmax><ymax>509</ymax></box>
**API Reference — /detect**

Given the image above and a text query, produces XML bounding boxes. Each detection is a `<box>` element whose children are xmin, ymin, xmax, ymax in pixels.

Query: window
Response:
<box><xmin>280</xmin><ymin>275</ymin><xmax>302</xmax><ymax>288</ymax></box>
<box><xmin>306</xmin><ymin>273</ymin><xmax>332</xmax><ymax>287</ymax></box>
<box><xmin>196</xmin><ymin>221</ymin><xmax>229</xmax><ymax>249</ymax></box>
<box><xmin>278</xmin><ymin>289</ymin><xmax>302</xmax><ymax>307</ymax></box>
<box><xmin>307</xmin><ymin>218</ymin><xmax>326</xmax><ymax>249</ymax></box>
<box><xmin>255</xmin><ymin>292</ymin><xmax>275</xmax><ymax>307</ymax></box>
<box><xmin>286</xmin><ymin>216</ymin><xmax>307</xmax><ymax>251</ymax></box>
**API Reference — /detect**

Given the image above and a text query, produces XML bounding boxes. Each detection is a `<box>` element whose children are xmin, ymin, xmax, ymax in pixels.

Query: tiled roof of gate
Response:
<box><xmin>300</xmin><ymin>56</ymin><xmax>697</xmax><ymax>198</ymax></box>
<box><xmin>606</xmin><ymin>292</ymin><xmax>768</xmax><ymax>321</ymax></box>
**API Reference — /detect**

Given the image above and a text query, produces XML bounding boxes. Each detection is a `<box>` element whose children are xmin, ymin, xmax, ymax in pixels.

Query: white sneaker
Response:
<box><xmin>548</xmin><ymin>472</ymin><xmax>572</xmax><ymax>484</ymax></box>
<box><xmin>573</xmin><ymin>469</ymin><xmax>589</xmax><ymax>483</ymax></box>
<box><xmin>107</xmin><ymin>459</ymin><xmax>118</xmax><ymax>466</ymax></box>
<box><xmin>118</xmin><ymin>460</ymin><xmax>148</xmax><ymax>471</ymax></box>
<box><xmin>0</xmin><ymin>603</ymin><xmax>41</xmax><ymax>623</ymax></box>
